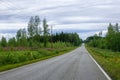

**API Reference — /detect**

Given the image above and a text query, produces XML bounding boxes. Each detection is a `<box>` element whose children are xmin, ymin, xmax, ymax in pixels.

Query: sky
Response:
<box><xmin>0</xmin><ymin>0</ymin><xmax>120</xmax><ymax>40</ymax></box>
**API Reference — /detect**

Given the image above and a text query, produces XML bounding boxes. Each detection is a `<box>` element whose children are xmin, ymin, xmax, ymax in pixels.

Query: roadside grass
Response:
<box><xmin>86</xmin><ymin>45</ymin><xmax>120</xmax><ymax>80</ymax></box>
<box><xmin>0</xmin><ymin>47</ymin><xmax>76</xmax><ymax>72</ymax></box>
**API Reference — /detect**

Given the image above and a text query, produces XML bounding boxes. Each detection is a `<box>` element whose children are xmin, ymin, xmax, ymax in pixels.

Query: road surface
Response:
<box><xmin>0</xmin><ymin>45</ymin><xmax>111</xmax><ymax>80</ymax></box>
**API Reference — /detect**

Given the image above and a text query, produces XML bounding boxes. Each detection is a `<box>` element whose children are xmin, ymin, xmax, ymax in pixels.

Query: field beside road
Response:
<box><xmin>0</xmin><ymin>47</ymin><xmax>76</xmax><ymax>72</ymax></box>
<box><xmin>86</xmin><ymin>46</ymin><xmax>120</xmax><ymax>80</ymax></box>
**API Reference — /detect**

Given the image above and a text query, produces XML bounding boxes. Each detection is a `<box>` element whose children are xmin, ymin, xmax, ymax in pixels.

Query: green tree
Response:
<box><xmin>1</xmin><ymin>36</ymin><xmax>7</xmax><ymax>47</ymax></box>
<box><xmin>16</xmin><ymin>28</ymin><xmax>28</xmax><ymax>46</ymax></box>
<box><xmin>8</xmin><ymin>37</ymin><xmax>16</xmax><ymax>47</ymax></box>
<box><xmin>99</xmin><ymin>31</ymin><xmax>102</xmax><ymax>37</ymax></box>
<box><xmin>27</xmin><ymin>16</ymin><xmax>41</xmax><ymax>47</ymax></box>
<box><xmin>28</xmin><ymin>16</ymin><xmax>35</xmax><ymax>37</ymax></box>
<box><xmin>21</xmin><ymin>28</ymin><xmax>28</xmax><ymax>46</ymax></box>
<box><xmin>106</xmin><ymin>23</ymin><xmax>116</xmax><ymax>50</ymax></box>
<box><xmin>43</xmin><ymin>18</ymin><xmax>49</xmax><ymax>47</ymax></box>
<box><xmin>28</xmin><ymin>16</ymin><xmax>41</xmax><ymax>37</ymax></box>
<box><xmin>34</xmin><ymin>15</ymin><xmax>41</xmax><ymax>35</ymax></box>
<box><xmin>115</xmin><ymin>23</ymin><xmax>119</xmax><ymax>32</ymax></box>
<box><xmin>16</xmin><ymin>29</ymin><xmax>22</xmax><ymax>40</ymax></box>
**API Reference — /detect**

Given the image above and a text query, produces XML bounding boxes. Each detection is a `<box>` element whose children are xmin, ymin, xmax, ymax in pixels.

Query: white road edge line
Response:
<box><xmin>87</xmin><ymin>52</ymin><xmax>112</xmax><ymax>80</ymax></box>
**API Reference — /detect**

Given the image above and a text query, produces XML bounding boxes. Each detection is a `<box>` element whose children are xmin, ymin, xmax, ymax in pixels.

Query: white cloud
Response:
<box><xmin>78</xmin><ymin>31</ymin><xmax>98</xmax><ymax>40</ymax></box>
<box><xmin>0</xmin><ymin>23</ymin><xmax>27</xmax><ymax>29</ymax></box>
<box><xmin>0</xmin><ymin>33</ymin><xmax>16</xmax><ymax>40</ymax></box>
<box><xmin>47</xmin><ymin>20</ymin><xmax>60</xmax><ymax>25</ymax></box>
<box><xmin>54</xmin><ymin>23</ymin><xmax>108</xmax><ymax>30</ymax></box>
<box><xmin>59</xmin><ymin>16</ymin><xmax>104</xmax><ymax>23</ymax></box>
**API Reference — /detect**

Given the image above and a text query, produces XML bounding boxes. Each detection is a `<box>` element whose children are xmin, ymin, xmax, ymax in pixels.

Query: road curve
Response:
<box><xmin>0</xmin><ymin>45</ymin><xmax>110</xmax><ymax>80</ymax></box>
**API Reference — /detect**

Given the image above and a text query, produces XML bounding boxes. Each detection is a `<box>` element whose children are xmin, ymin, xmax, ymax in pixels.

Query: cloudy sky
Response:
<box><xmin>0</xmin><ymin>0</ymin><xmax>120</xmax><ymax>40</ymax></box>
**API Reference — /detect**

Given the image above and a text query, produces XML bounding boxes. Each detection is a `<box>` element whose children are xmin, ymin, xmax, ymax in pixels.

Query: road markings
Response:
<box><xmin>87</xmin><ymin>51</ymin><xmax>112</xmax><ymax>80</ymax></box>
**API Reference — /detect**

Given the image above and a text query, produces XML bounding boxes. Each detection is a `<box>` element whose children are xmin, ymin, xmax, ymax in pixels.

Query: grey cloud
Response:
<box><xmin>0</xmin><ymin>29</ymin><xmax>17</xmax><ymax>33</ymax></box>
<box><xmin>0</xmin><ymin>0</ymin><xmax>120</xmax><ymax>39</ymax></box>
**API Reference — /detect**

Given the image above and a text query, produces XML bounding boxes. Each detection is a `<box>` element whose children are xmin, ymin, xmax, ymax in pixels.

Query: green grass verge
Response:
<box><xmin>85</xmin><ymin>45</ymin><xmax>120</xmax><ymax>80</ymax></box>
<box><xmin>0</xmin><ymin>47</ymin><xmax>77</xmax><ymax>72</ymax></box>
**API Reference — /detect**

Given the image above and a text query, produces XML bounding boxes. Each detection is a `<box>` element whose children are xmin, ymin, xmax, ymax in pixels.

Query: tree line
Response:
<box><xmin>0</xmin><ymin>15</ymin><xmax>82</xmax><ymax>49</ymax></box>
<box><xmin>52</xmin><ymin>32</ymin><xmax>82</xmax><ymax>46</ymax></box>
<box><xmin>86</xmin><ymin>23</ymin><xmax>120</xmax><ymax>52</ymax></box>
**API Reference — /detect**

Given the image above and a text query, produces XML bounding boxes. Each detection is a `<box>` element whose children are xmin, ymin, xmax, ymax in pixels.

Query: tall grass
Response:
<box><xmin>20</xmin><ymin>42</ymin><xmax>73</xmax><ymax>48</ymax></box>
<box><xmin>86</xmin><ymin>46</ymin><xmax>120</xmax><ymax>80</ymax></box>
<box><xmin>47</xmin><ymin>42</ymin><xmax>73</xmax><ymax>48</ymax></box>
<box><xmin>0</xmin><ymin>46</ymin><xmax>76</xmax><ymax>72</ymax></box>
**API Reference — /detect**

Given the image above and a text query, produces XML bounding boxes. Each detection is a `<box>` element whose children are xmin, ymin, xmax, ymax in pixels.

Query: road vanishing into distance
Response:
<box><xmin>0</xmin><ymin>45</ymin><xmax>111</xmax><ymax>80</ymax></box>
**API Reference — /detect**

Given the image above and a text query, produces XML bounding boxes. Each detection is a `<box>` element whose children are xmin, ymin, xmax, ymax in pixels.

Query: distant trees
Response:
<box><xmin>0</xmin><ymin>15</ymin><xmax>82</xmax><ymax>50</ymax></box>
<box><xmin>1</xmin><ymin>37</ymin><xmax>7</xmax><ymax>47</ymax></box>
<box><xmin>16</xmin><ymin>28</ymin><xmax>27</xmax><ymax>46</ymax></box>
<box><xmin>86</xmin><ymin>23</ymin><xmax>120</xmax><ymax>52</ymax></box>
<box><xmin>52</xmin><ymin>32</ymin><xmax>82</xmax><ymax>46</ymax></box>
<box><xmin>8</xmin><ymin>37</ymin><xmax>16</xmax><ymax>47</ymax></box>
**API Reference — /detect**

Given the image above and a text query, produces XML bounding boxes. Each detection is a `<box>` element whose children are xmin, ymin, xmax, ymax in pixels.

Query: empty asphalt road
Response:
<box><xmin>0</xmin><ymin>45</ymin><xmax>111</xmax><ymax>80</ymax></box>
